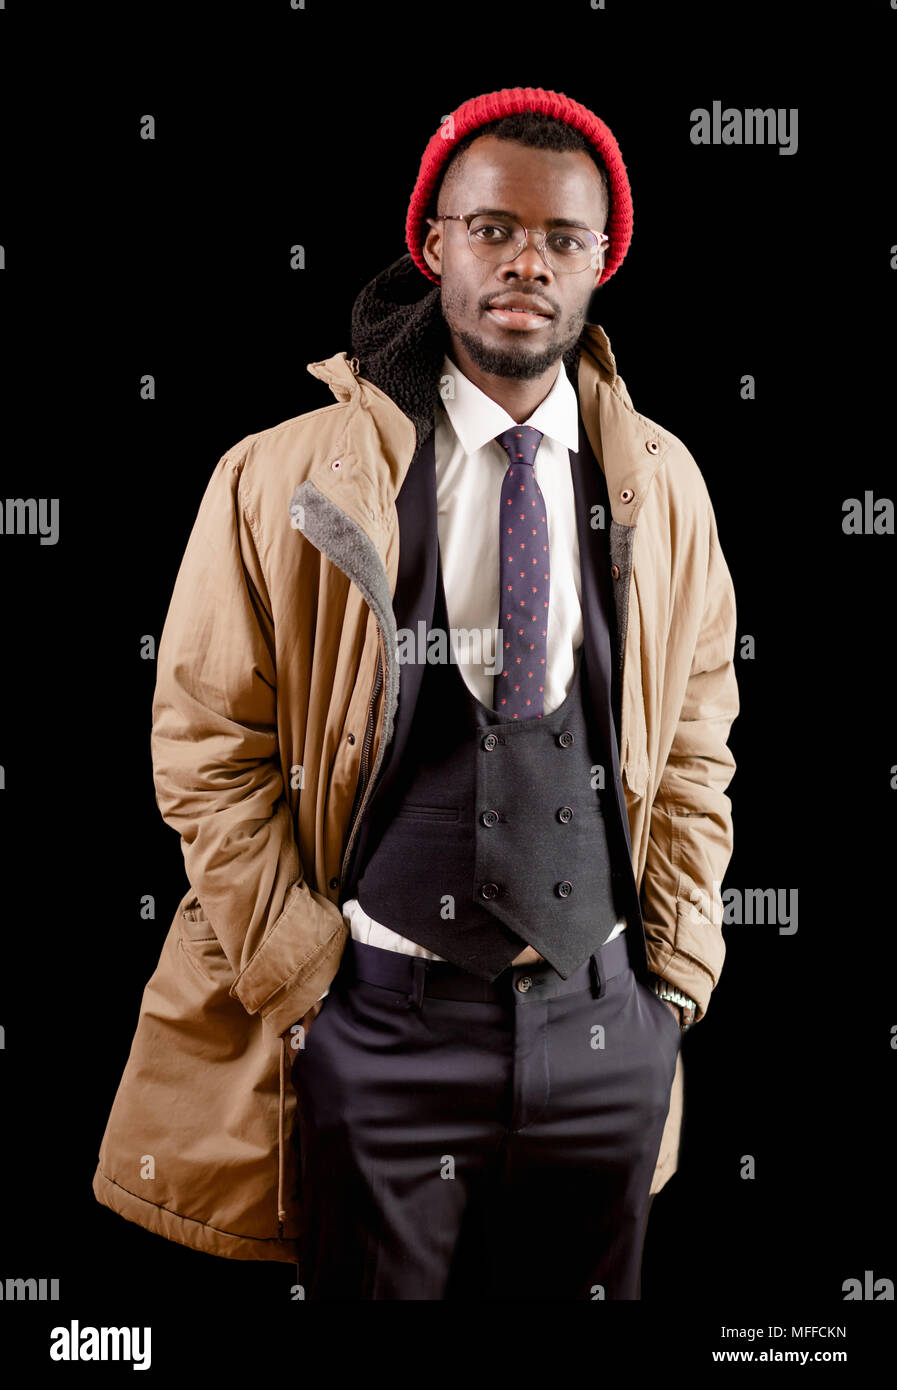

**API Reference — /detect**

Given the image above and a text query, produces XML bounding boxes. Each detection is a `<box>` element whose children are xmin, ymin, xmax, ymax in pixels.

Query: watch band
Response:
<box><xmin>651</xmin><ymin>975</ymin><xmax>697</xmax><ymax>1031</ymax></box>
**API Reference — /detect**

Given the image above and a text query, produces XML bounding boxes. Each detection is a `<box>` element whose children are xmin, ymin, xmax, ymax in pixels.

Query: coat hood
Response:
<box><xmin>349</xmin><ymin>252</ymin><xmax>584</xmax><ymax>450</ymax></box>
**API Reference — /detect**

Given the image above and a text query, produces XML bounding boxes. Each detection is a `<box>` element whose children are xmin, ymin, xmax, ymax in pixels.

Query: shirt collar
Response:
<box><xmin>439</xmin><ymin>352</ymin><xmax>580</xmax><ymax>456</ymax></box>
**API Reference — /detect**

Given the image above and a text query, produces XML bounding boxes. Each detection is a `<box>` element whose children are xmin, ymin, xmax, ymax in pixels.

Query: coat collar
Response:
<box><xmin>305</xmin><ymin>253</ymin><xmax>670</xmax><ymax>531</ymax></box>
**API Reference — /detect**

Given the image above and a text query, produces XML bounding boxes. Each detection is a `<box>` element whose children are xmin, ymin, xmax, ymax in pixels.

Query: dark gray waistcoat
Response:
<box><xmin>344</xmin><ymin>410</ymin><xmax>648</xmax><ymax>983</ymax></box>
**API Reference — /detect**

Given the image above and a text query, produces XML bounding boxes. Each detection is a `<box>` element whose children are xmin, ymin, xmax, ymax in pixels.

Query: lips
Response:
<box><xmin>486</xmin><ymin>294</ymin><xmax>554</xmax><ymax>318</ymax></box>
<box><xmin>484</xmin><ymin>295</ymin><xmax>555</xmax><ymax>333</ymax></box>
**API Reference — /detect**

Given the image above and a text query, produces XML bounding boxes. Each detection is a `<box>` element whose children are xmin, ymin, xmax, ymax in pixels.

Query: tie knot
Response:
<box><xmin>495</xmin><ymin>425</ymin><xmax>544</xmax><ymax>468</ymax></box>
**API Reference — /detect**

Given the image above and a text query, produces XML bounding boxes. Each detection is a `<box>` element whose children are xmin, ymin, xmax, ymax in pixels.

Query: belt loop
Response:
<box><xmin>406</xmin><ymin>957</ymin><xmax>427</xmax><ymax>1011</ymax></box>
<box><xmin>589</xmin><ymin>949</ymin><xmax>607</xmax><ymax>1001</ymax></box>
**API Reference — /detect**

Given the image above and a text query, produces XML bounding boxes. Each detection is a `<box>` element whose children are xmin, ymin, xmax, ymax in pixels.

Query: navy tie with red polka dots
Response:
<box><xmin>493</xmin><ymin>425</ymin><xmax>549</xmax><ymax>720</ymax></box>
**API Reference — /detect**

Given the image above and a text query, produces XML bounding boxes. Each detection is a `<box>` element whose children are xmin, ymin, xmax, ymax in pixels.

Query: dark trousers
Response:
<box><xmin>290</xmin><ymin>931</ymin><xmax>680</xmax><ymax>1300</ymax></box>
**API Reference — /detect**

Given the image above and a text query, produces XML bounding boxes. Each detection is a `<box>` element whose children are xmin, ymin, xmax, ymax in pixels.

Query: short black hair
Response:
<box><xmin>431</xmin><ymin>111</ymin><xmax>610</xmax><ymax>227</ymax></box>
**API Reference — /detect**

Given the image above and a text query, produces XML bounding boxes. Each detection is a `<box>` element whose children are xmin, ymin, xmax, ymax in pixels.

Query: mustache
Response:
<box><xmin>479</xmin><ymin>292</ymin><xmax>560</xmax><ymax>316</ymax></box>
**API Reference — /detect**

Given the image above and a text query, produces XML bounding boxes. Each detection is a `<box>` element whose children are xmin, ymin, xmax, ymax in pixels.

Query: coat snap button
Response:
<box><xmin>516</xmin><ymin>976</ymin><xmax>534</xmax><ymax>993</ymax></box>
<box><xmin>347</xmin><ymin>732</ymin><xmax>355</xmax><ymax>744</ymax></box>
<box><xmin>329</xmin><ymin>877</ymin><xmax>339</xmax><ymax>890</ymax></box>
<box><xmin>331</xmin><ymin>458</ymin><xmax>343</xmax><ymax>470</ymax></box>
<box><xmin>558</xmin><ymin>806</ymin><xmax>573</xmax><ymax>824</ymax></box>
<box><xmin>610</xmin><ymin>564</ymin><xmax>620</xmax><ymax>580</ymax></box>
<box><xmin>482</xmin><ymin>810</ymin><xmax>499</xmax><ymax>827</ymax></box>
<box><xmin>481</xmin><ymin>882</ymin><xmax>500</xmax><ymax>900</ymax></box>
<box><xmin>556</xmin><ymin>880</ymin><xmax>573</xmax><ymax>898</ymax></box>
<box><xmin>646</xmin><ymin>440</ymin><xmax>659</xmax><ymax>455</ymax></box>
<box><xmin>482</xmin><ymin>733</ymin><xmax>498</xmax><ymax>751</ymax></box>
<box><xmin>558</xmin><ymin>730</ymin><xmax>574</xmax><ymax>748</ymax></box>
<box><xmin>620</xmin><ymin>487</ymin><xmax>634</xmax><ymax>503</ymax></box>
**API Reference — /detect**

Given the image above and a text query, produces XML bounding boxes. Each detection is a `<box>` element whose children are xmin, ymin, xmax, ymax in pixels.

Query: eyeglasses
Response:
<box><xmin>428</xmin><ymin>212</ymin><xmax>609</xmax><ymax>274</ymax></box>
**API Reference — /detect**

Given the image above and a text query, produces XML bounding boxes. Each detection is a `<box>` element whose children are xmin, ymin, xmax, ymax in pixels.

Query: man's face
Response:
<box><xmin>423</xmin><ymin>135</ymin><xmax>607</xmax><ymax>380</ymax></box>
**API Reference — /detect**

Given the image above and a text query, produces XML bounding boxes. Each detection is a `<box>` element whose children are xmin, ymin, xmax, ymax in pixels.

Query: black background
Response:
<box><xmin>1</xmin><ymin>0</ymin><xmax>894</xmax><ymax>1369</ymax></box>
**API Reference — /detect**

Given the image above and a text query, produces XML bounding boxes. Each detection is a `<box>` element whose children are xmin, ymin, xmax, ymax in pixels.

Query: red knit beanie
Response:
<box><xmin>405</xmin><ymin>87</ymin><xmax>633</xmax><ymax>288</ymax></box>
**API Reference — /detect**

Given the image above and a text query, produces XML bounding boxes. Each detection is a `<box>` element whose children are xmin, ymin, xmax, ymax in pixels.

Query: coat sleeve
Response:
<box><xmin>150</xmin><ymin>447</ymin><xmax>347</xmax><ymax>1039</ymax></box>
<box><xmin>640</xmin><ymin>491</ymin><xmax>740</xmax><ymax>1020</ymax></box>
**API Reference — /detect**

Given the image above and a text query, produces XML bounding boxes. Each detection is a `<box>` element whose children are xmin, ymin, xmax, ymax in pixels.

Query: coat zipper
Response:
<box><xmin>338</xmin><ymin>635</ymin><xmax>384</xmax><ymax>899</ymax></box>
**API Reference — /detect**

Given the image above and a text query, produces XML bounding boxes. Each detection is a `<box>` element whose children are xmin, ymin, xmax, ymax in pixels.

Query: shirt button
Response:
<box><xmin>482</xmin><ymin>810</ymin><xmax>499</xmax><ymax>827</ymax></box>
<box><xmin>556</xmin><ymin>880</ymin><xmax>574</xmax><ymax>898</ymax></box>
<box><xmin>516</xmin><ymin>976</ymin><xmax>534</xmax><ymax>993</ymax></box>
<box><xmin>482</xmin><ymin>733</ymin><xmax>498</xmax><ymax>751</ymax></box>
<box><xmin>558</xmin><ymin>730</ymin><xmax>574</xmax><ymax>748</ymax></box>
<box><xmin>481</xmin><ymin>882</ymin><xmax>500</xmax><ymax>900</ymax></box>
<box><xmin>558</xmin><ymin>806</ymin><xmax>573</xmax><ymax>824</ymax></box>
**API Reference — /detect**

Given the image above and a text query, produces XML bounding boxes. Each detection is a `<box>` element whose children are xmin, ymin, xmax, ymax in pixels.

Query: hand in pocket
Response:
<box><xmin>286</xmin><ymin>997</ymin><xmax>326</xmax><ymax>1061</ymax></box>
<box><xmin>660</xmin><ymin>998</ymin><xmax>681</xmax><ymax>1028</ymax></box>
<box><xmin>302</xmin><ymin>996</ymin><xmax>327</xmax><ymax>1038</ymax></box>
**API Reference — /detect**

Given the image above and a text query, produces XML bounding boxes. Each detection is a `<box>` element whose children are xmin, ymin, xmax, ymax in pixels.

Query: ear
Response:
<box><xmin>590</xmin><ymin>253</ymin><xmax>607</xmax><ymax>293</ymax></box>
<box><xmin>592</xmin><ymin>240</ymin><xmax>608</xmax><ymax>289</ymax></box>
<box><xmin>422</xmin><ymin>216</ymin><xmax>443</xmax><ymax>279</ymax></box>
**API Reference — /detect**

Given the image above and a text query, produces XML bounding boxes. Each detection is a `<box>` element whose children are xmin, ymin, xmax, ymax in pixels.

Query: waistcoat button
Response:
<box><xmin>558</xmin><ymin>806</ymin><xmax>573</xmax><ymax>823</ymax></box>
<box><xmin>516</xmin><ymin>976</ymin><xmax>534</xmax><ymax>993</ymax></box>
<box><xmin>482</xmin><ymin>733</ymin><xmax>498</xmax><ymax>751</ymax></box>
<box><xmin>556</xmin><ymin>880</ymin><xmax>573</xmax><ymax>898</ymax></box>
<box><xmin>482</xmin><ymin>810</ymin><xmax>499</xmax><ymax>827</ymax></box>
<box><xmin>558</xmin><ymin>730</ymin><xmax>574</xmax><ymax>748</ymax></box>
<box><xmin>481</xmin><ymin>882</ymin><xmax>500</xmax><ymax>900</ymax></box>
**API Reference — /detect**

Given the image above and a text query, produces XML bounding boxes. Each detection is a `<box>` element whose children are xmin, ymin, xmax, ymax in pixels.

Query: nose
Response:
<box><xmin>499</xmin><ymin>237</ymin><xmax>554</xmax><ymax>282</ymax></box>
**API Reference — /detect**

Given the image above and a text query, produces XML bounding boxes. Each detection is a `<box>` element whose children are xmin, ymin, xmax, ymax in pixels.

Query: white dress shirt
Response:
<box><xmin>331</xmin><ymin>352</ymin><xmax>626</xmax><ymax>991</ymax></box>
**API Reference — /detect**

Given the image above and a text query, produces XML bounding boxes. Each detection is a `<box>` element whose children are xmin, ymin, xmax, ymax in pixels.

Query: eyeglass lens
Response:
<box><xmin>466</xmin><ymin>214</ymin><xmax>603</xmax><ymax>272</ymax></box>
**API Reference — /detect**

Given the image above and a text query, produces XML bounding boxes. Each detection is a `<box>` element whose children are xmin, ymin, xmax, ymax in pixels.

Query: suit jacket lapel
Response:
<box><xmin>570</xmin><ymin>413</ymin><xmax>634</xmax><ymax>862</ymax></box>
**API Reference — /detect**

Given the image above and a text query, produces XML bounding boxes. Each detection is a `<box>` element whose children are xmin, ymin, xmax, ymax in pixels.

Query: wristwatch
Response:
<box><xmin>651</xmin><ymin>975</ymin><xmax>697</xmax><ymax>1031</ymax></box>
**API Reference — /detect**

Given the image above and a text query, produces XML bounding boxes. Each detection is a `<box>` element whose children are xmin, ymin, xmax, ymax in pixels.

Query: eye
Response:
<box><xmin>547</xmin><ymin>231</ymin><xmax>589</xmax><ymax>255</ymax></box>
<box><xmin>470</xmin><ymin>221</ymin><xmax>513</xmax><ymax>243</ymax></box>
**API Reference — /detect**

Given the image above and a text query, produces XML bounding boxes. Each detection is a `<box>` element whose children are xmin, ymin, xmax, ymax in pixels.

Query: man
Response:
<box><xmin>93</xmin><ymin>87</ymin><xmax>739</xmax><ymax>1300</ymax></box>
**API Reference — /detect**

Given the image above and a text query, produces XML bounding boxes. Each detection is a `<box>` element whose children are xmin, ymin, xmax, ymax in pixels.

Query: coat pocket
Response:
<box><xmin>176</xmin><ymin>893</ymin><xmax>235</xmax><ymax>985</ymax></box>
<box><xmin>179</xmin><ymin>894</ymin><xmax>217</xmax><ymax>941</ymax></box>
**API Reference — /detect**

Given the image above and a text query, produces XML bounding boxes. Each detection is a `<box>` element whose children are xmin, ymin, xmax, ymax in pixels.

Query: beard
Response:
<box><xmin>441</xmin><ymin>283</ymin><xmax>588</xmax><ymax>380</ymax></box>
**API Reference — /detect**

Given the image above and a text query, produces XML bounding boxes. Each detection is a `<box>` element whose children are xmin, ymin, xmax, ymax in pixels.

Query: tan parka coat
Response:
<box><xmin>93</xmin><ymin>310</ymin><xmax>739</xmax><ymax>1265</ymax></box>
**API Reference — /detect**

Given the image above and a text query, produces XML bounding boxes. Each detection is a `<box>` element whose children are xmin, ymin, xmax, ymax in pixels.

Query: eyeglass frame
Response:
<box><xmin>427</xmin><ymin>212</ymin><xmax>609</xmax><ymax>274</ymax></box>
